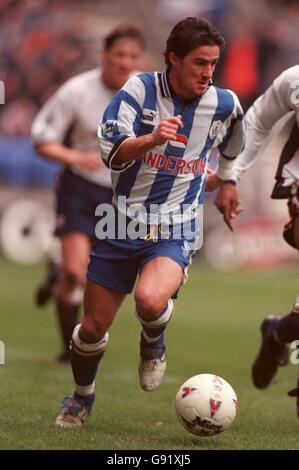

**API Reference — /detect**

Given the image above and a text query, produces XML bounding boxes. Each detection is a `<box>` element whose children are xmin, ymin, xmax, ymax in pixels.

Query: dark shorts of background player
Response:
<box><xmin>87</xmin><ymin>217</ymin><xmax>199</xmax><ymax>297</ymax></box>
<box><xmin>55</xmin><ymin>168</ymin><xmax>113</xmax><ymax>239</ymax></box>
<box><xmin>272</xmin><ymin>181</ymin><xmax>299</xmax><ymax>249</ymax></box>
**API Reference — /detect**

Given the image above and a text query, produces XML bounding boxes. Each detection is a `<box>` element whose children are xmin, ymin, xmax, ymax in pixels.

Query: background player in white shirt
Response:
<box><xmin>31</xmin><ymin>25</ymin><xmax>145</xmax><ymax>362</ymax></box>
<box><xmin>55</xmin><ymin>17</ymin><xmax>245</xmax><ymax>429</ymax></box>
<box><xmin>214</xmin><ymin>66</ymin><xmax>299</xmax><ymax>404</ymax></box>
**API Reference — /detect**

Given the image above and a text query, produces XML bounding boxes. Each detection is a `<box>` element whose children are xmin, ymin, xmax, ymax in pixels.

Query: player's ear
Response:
<box><xmin>101</xmin><ymin>49</ymin><xmax>108</xmax><ymax>64</ymax></box>
<box><xmin>169</xmin><ymin>52</ymin><xmax>179</xmax><ymax>67</ymax></box>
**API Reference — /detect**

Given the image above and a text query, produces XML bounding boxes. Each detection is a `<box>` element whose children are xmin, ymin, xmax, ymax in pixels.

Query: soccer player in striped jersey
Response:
<box><xmin>32</xmin><ymin>25</ymin><xmax>145</xmax><ymax>363</ymax></box>
<box><xmin>55</xmin><ymin>17</ymin><xmax>245</xmax><ymax>428</ymax></box>
<box><xmin>216</xmin><ymin>66</ymin><xmax>299</xmax><ymax>395</ymax></box>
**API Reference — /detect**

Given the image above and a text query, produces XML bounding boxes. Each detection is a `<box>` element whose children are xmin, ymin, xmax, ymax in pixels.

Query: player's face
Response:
<box><xmin>169</xmin><ymin>45</ymin><xmax>220</xmax><ymax>101</ymax></box>
<box><xmin>102</xmin><ymin>38</ymin><xmax>143</xmax><ymax>90</ymax></box>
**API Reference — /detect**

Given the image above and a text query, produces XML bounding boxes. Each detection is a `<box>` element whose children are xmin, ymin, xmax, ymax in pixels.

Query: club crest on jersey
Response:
<box><xmin>209</xmin><ymin>120</ymin><xmax>222</xmax><ymax>139</ymax></box>
<box><xmin>101</xmin><ymin>120</ymin><xmax>119</xmax><ymax>137</ymax></box>
<box><xmin>141</xmin><ymin>108</ymin><xmax>158</xmax><ymax>125</ymax></box>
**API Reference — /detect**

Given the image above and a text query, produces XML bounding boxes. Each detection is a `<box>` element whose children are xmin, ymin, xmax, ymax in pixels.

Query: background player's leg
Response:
<box><xmin>134</xmin><ymin>257</ymin><xmax>183</xmax><ymax>391</ymax></box>
<box><xmin>54</xmin><ymin>233</ymin><xmax>91</xmax><ymax>361</ymax></box>
<box><xmin>35</xmin><ymin>258</ymin><xmax>61</xmax><ymax>307</ymax></box>
<box><xmin>267</xmin><ymin>214</ymin><xmax>299</xmax><ymax>344</ymax></box>
<box><xmin>252</xmin><ymin>214</ymin><xmax>299</xmax><ymax>389</ymax></box>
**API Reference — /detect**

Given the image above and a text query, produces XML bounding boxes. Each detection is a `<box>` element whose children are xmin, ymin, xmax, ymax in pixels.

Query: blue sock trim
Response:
<box><xmin>140</xmin><ymin>332</ymin><xmax>165</xmax><ymax>359</ymax></box>
<box><xmin>74</xmin><ymin>392</ymin><xmax>95</xmax><ymax>409</ymax></box>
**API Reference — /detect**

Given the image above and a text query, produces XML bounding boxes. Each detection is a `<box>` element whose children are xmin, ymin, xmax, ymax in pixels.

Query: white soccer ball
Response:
<box><xmin>175</xmin><ymin>374</ymin><xmax>237</xmax><ymax>437</ymax></box>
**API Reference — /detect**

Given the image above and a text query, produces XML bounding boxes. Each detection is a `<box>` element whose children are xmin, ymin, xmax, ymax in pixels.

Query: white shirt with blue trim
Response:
<box><xmin>233</xmin><ymin>65</ymin><xmax>299</xmax><ymax>189</ymax></box>
<box><xmin>32</xmin><ymin>68</ymin><xmax>113</xmax><ymax>187</ymax></box>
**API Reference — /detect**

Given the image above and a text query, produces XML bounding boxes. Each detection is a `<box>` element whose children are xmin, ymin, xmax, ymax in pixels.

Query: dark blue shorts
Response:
<box><xmin>87</xmin><ymin>217</ymin><xmax>200</xmax><ymax>294</ymax></box>
<box><xmin>55</xmin><ymin>169</ymin><xmax>113</xmax><ymax>239</ymax></box>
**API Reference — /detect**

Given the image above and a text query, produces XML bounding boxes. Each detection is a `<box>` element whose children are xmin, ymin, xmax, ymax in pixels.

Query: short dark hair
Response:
<box><xmin>104</xmin><ymin>24</ymin><xmax>146</xmax><ymax>50</ymax></box>
<box><xmin>164</xmin><ymin>17</ymin><xmax>225</xmax><ymax>69</ymax></box>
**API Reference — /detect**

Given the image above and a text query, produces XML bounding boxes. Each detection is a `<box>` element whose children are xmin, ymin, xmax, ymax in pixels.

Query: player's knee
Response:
<box><xmin>80</xmin><ymin>316</ymin><xmax>107</xmax><ymax>343</ymax></box>
<box><xmin>56</xmin><ymin>267</ymin><xmax>85</xmax><ymax>304</ymax></box>
<box><xmin>134</xmin><ymin>288</ymin><xmax>166</xmax><ymax>320</ymax></box>
<box><xmin>63</xmin><ymin>267</ymin><xmax>85</xmax><ymax>290</ymax></box>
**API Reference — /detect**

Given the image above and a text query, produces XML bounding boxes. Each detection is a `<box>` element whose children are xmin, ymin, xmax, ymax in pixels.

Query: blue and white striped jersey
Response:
<box><xmin>99</xmin><ymin>71</ymin><xmax>245</xmax><ymax>218</ymax></box>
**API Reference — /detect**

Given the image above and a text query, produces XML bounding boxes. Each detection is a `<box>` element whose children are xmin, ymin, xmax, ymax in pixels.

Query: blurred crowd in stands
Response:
<box><xmin>0</xmin><ymin>0</ymin><xmax>97</xmax><ymax>137</ymax></box>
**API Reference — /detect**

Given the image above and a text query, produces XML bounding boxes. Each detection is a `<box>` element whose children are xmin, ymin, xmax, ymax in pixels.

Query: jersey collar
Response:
<box><xmin>158</xmin><ymin>70</ymin><xmax>213</xmax><ymax>101</ymax></box>
<box><xmin>158</xmin><ymin>71</ymin><xmax>172</xmax><ymax>98</ymax></box>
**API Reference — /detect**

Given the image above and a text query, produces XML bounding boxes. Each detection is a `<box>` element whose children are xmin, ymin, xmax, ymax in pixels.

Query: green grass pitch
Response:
<box><xmin>0</xmin><ymin>257</ymin><xmax>298</xmax><ymax>450</ymax></box>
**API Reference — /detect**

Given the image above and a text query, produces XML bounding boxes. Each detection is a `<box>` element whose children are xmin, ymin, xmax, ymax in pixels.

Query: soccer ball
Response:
<box><xmin>175</xmin><ymin>374</ymin><xmax>237</xmax><ymax>437</ymax></box>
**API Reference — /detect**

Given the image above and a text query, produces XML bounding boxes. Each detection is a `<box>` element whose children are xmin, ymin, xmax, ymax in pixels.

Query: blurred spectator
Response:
<box><xmin>0</xmin><ymin>97</ymin><xmax>37</xmax><ymax>137</ymax></box>
<box><xmin>0</xmin><ymin>0</ymin><xmax>95</xmax><ymax>138</ymax></box>
<box><xmin>221</xmin><ymin>23</ymin><xmax>259</xmax><ymax>111</ymax></box>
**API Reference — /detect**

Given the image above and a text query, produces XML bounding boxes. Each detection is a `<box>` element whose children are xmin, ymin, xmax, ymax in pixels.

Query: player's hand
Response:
<box><xmin>151</xmin><ymin>115</ymin><xmax>183</xmax><ymax>146</ymax></box>
<box><xmin>214</xmin><ymin>182</ymin><xmax>243</xmax><ymax>232</ymax></box>
<box><xmin>73</xmin><ymin>151</ymin><xmax>103</xmax><ymax>171</ymax></box>
<box><xmin>205</xmin><ymin>170</ymin><xmax>223</xmax><ymax>192</ymax></box>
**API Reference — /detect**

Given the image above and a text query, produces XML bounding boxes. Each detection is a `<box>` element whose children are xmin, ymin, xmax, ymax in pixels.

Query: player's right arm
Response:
<box><xmin>31</xmin><ymin>83</ymin><xmax>101</xmax><ymax>171</ymax></box>
<box><xmin>113</xmin><ymin>116</ymin><xmax>183</xmax><ymax>164</ymax></box>
<box><xmin>99</xmin><ymin>75</ymin><xmax>182</xmax><ymax>171</ymax></box>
